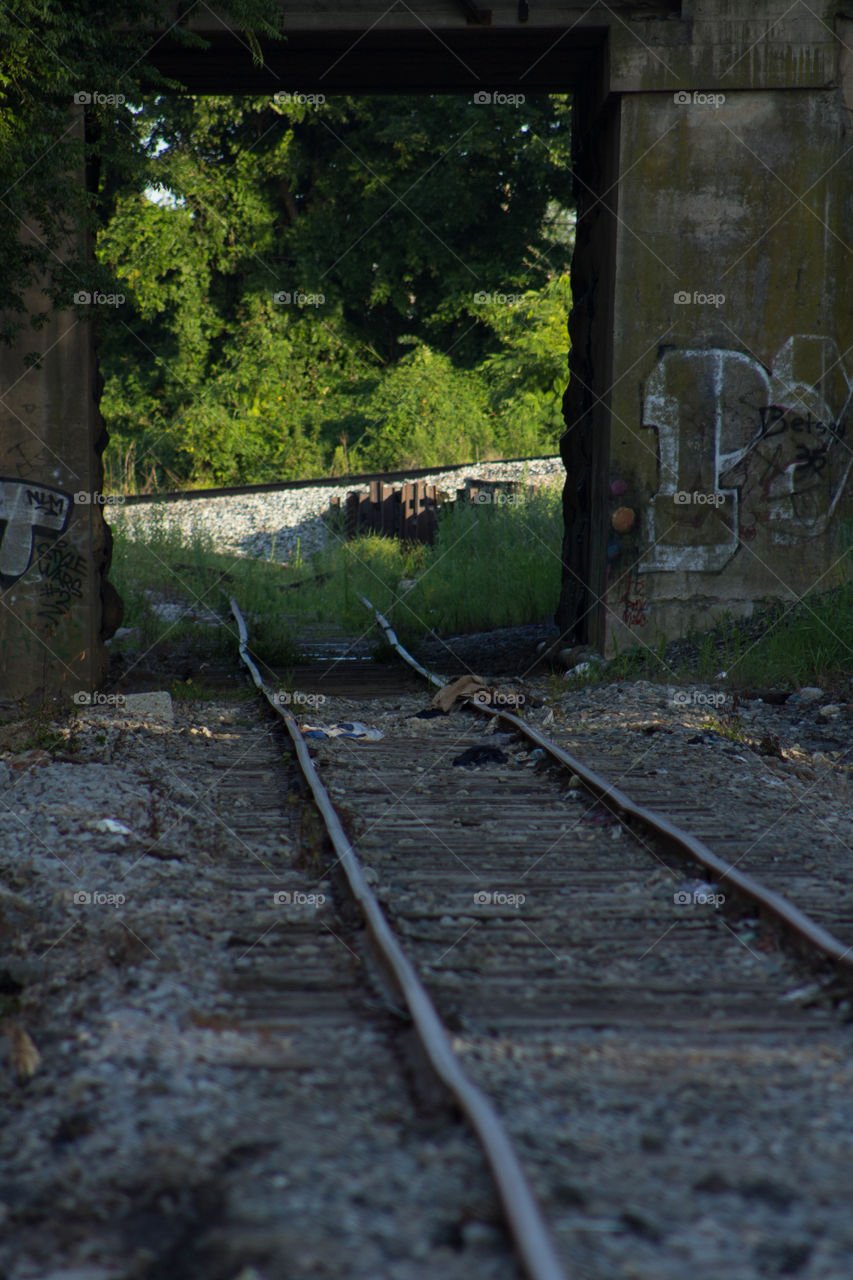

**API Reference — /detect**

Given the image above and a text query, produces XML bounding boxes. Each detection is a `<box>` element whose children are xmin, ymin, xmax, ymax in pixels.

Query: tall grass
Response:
<box><xmin>109</xmin><ymin>509</ymin><xmax>303</xmax><ymax>667</ymax></box>
<box><xmin>586</xmin><ymin>585</ymin><xmax>853</xmax><ymax>692</ymax></box>
<box><xmin>398</xmin><ymin>487</ymin><xmax>563</xmax><ymax>635</ymax></box>
<box><xmin>259</xmin><ymin>485</ymin><xmax>564</xmax><ymax>641</ymax></box>
<box><xmin>110</xmin><ymin>489</ymin><xmax>849</xmax><ymax>689</ymax></box>
<box><xmin>108</xmin><ymin>486</ymin><xmax>564</xmax><ymax>668</ymax></box>
<box><xmin>708</xmin><ymin>587</ymin><xmax>853</xmax><ymax>690</ymax></box>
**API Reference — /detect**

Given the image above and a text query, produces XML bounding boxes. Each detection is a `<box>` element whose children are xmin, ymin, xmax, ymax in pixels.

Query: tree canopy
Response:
<box><xmin>0</xmin><ymin>13</ymin><xmax>574</xmax><ymax>486</ymax></box>
<box><xmin>98</xmin><ymin>93</ymin><xmax>574</xmax><ymax>486</ymax></box>
<box><xmin>0</xmin><ymin>1</ymin><xmax>278</xmax><ymax>336</ymax></box>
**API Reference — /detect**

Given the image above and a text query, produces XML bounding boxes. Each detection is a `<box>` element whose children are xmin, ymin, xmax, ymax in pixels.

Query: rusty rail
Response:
<box><xmin>361</xmin><ymin>594</ymin><xmax>853</xmax><ymax>981</ymax></box>
<box><xmin>230</xmin><ymin>598</ymin><xmax>566</xmax><ymax>1280</ymax></box>
<box><xmin>357</xmin><ymin>595</ymin><xmax>446</xmax><ymax>688</ymax></box>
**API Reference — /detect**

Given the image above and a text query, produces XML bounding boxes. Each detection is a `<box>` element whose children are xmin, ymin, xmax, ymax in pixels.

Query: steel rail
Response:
<box><xmin>230</xmin><ymin>598</ymin><xmax>567</xmax><ymax>1280</ymax></box>
<box><xmin>357</xmin><ymin>595</ymin><xmax>446</xmax><ymax>689</ymax></box>
<box><xmin>361</xmin><ymin>595</ymin><xmax>853</xmax><ymax>980</ymax></box>
<box><xmin>123</xmin><ymin>452</ymin><xmax>556</xmax><ymax>505</ymax></box>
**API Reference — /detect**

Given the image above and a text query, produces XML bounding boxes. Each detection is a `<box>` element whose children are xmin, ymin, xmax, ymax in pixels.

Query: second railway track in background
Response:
<box><xmin>230</xmin><ymin>600</ymin><xmax>853</xmax><ymax>1280</ymax></box>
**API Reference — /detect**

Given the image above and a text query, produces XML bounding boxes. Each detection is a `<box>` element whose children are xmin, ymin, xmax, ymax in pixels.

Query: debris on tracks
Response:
<box><xmin>451</xmin><ymin>746</ymin><xmax>509</xmax><ymax>768</ymax></box>
<box><xmin>300</xmin><ymin>721</ymin><xmax>384</xmax><ymax>741</ymax></box>
<box><xmin>431</xmin><ymin>674</ymin><xmax>525</xmax><ymax>713</ymax></box>
<box><xmin>431</xmin><ymin>675</ymin><xmax>491</xmax><ymax>711</ymax></box>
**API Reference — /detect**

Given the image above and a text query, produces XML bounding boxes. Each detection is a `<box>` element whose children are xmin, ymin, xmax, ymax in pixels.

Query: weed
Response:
<box><xmin>109</xmin><ymin>509</ymin><xmax>301</xmax><ymax>667</ymax></box>
<box><xmin>739</xmin><ymin>587</ymin><xmax>853</xmax><ymax>689</ymax></box>
<box><xmin>702</xmin><ymin>711</ymin><xmax>783</xmax><ymax>759</ymax></box>
<box><xmin>605</xmin><ymin>570</ymin><xmax>852</xmax><ymax>692</ymax></box>
<box><xmin>109</xmin><ymin>485</ymin><xmax>564</xmax><ymax>667</ymax></box>
<box><xmin>108</xmin><ymin>489</ymin><xmax>851</xmax><ymax>691</ymax></box>
<box><xmin>754</xmin><ymin>732</ymin><xmax>783</xmax><ymax>758</ymax></box>
<box><xmin>702</xmin><ymin>712</ymin><xmax>749</xmax><ymax>744</ymax></box>
<box><xmin>169</xmin><ymin>678</ymin><xmax>222</xmax><ymax>702</ymax></box>
<box><xmin>546</xmin><ymin>673</ymin><xmax>566</xmax><ymax>699</ymax></box>
<box><xmin>18</xmin><ymin>705</ymin><xmax>79</xmax><ymax>758</ymax></box>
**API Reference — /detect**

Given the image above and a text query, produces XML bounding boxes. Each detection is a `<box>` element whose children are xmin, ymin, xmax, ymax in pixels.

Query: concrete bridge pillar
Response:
<box><xmin>560</xmin><ymin>4</ymin><xmax>853</xmax><ymax>653</ymax></box>
<box><xmin>0</xmin><ymin>111</ymin><xmax>113</xmax><ymax>706</ymax></box>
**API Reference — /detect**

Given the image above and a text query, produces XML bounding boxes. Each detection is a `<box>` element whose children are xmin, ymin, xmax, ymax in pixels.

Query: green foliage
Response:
<box><xmin>575</xmin><ymin>572</ymin><xmax>853</xmax><ymax>693</ymax></box>
<box><xmin>400</xmin><ymin>485</ymin><xmax>564</xmax><ymax>633</ymax></box>
<box><xmin>353</xmin><ymin>341</ymin><xmax>494</xmax><ymax>470</ymax></box>
<box><xmin>93</xmin><ymin>92</ymin><xmax>573</xmax><ymax>488</ymax></box>
<box><xmin>2</xmin><ymin>18</ymin><xmax>574</xmax><ymax>485</ymax></box>
<box><xmin>477</xmin><ymin>271</ymin><xmax>573</xmax><ymax>455</ymax></box>
<box><xmin>270</xmin><ymin>94</ymin><xmax>574</xmax><ymax>362</ymax></box>
<box><xmin>0</xmin><ymin>1</ymin><xmax>280</xmax><ymax>342</ymax></box>
<box><xmin>709</xmin><ymin>586</ymin><xmax>853</xmax><ymax>690</ymax></box>
<box><xmin>112</xmin><ymin>489</ymin><xmax>850</xmax><ymax>690</ymax></box>
<box><xmin>109</xmin><ymin>509</ymin><xmax>301</xmax><ymax>666</ymax></box>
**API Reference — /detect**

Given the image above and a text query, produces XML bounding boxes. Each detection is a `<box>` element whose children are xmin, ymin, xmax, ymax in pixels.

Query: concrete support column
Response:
<box><xmin>0</xmin><ymin>113</ymin><xmax>113</xmax><ymax>707</ymax></box>
<box><xmin>599</xmin><ymin>83</ymin><xmax>853</xmax><ymax>655</ymax></box>
<box><xmin>556</xmin><ymin>3</ymin><xmax>853</xmax><ymax>654</ymax></box>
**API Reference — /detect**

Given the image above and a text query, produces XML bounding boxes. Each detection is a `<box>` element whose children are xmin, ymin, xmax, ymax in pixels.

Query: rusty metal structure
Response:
<box><xmin>330</xmin><ymin>481</ymin><xmax>442</xmax><ymax>543</ymax></box>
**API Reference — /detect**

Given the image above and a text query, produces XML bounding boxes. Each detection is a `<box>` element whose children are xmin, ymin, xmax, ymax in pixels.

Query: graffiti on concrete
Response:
<box><xmin>620</xmin><ymin>568</ymin><xmax>648</xmax><ymax>627</ymax></box>
<box><xmin>34</xmin><ymin>536</ymin><xmax>86</xmax><ymax>632</ymax></box>
<box><xmin>4</xmin><ymin>440</ymin><xmax>56</xmax><ymax>479</ymax></box>
<box><xmin>642</xmin><ymin>335</ymin><xmax>852</xmax><ymax>572</ymax></box>
<box><xmin>0</xmin><ymin>478</ymin><xmax>73</xmax><ymax>587</ymax></box>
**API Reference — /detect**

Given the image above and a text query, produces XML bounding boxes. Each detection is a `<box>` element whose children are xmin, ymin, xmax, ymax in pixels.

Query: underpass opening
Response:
<box><xmin>93</xmin><ymin>33</ymin><xmax>609</xmax><ymax>667</ymax></box>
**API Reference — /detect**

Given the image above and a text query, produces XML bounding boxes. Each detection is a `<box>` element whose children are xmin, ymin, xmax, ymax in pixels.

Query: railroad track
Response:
<box><xmin>120</xmin><ymin>452</ymin><xmax>556</xmax><ymax>505</ymax></box>
<box><xmin>172</xmin><ymin>686</ymin><xmax>523</xmax><ymax>1280</ymax></box>
<box><xmin>228</xmin><ymin>598</ymin><xmax>853</xmax><ymax>1280</ymax></box>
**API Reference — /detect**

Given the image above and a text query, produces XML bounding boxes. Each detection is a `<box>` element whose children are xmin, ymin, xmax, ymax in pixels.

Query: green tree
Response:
<box><xmin>271</xmin><ymin>93</ymin><xmax>573</xmax><ymax>363</ymax></box>
<box><xmin>353</xmin><ymin>341</ymin><xmax>493</xmax><ymax>471</ymax></box>
<box><xmin>95</xmin><ymin>92</ymin><xmax>573</xmax><ymax>486</ymax></box>
<box><xmin>477</xmin><ymin>270</ymin><xmax>574</xmax><ymax>456</ymax></box>
<box><xmin>0</xmin><ymin>2</ymin><xmax>279</xmax><ymax>341</ymax></box>
<box><xmin>2</xmin><ymin>19</ymin><xmax>574</xmax><ymax>483</ymax></box>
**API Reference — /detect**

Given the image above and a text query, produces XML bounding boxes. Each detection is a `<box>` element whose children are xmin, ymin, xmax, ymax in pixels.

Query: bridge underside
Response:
<box><xmin>152</xmin><ymin>26</ymin><xmax>606</xmax><ymax>93</ymax></box>
<box><xmin>2</xmin><ymin>1</ymin><xmax>852</xmax><ymax>700</ymax></box>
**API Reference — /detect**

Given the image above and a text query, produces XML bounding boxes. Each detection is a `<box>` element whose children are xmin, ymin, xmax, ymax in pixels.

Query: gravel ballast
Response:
<box><xmin>0</xmin><ymin>698</ymin><xmax>518</xmax><ymax>1280</ymax></box>
<box><xmin>111</xmin><ymin>457</ymin><xmax>565</xmax><ymax>563</ymax></box>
